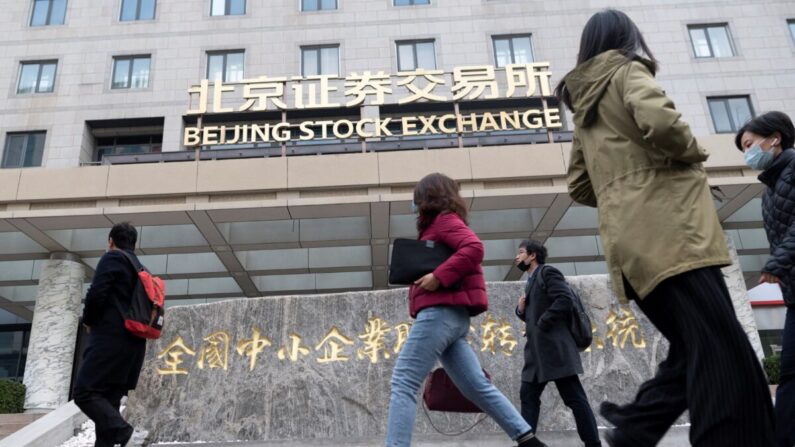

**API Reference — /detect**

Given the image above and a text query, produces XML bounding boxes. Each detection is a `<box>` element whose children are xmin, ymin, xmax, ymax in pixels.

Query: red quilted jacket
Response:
<box><xmin>408</xmin><ymin>212</ymin><xmax>489</xmax><ymax>318</ymax></box>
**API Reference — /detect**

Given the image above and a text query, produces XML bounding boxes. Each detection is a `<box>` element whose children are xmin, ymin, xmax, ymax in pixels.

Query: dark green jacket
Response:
<box><xmin>563</xmin><ymin>50</ymin><xmax>731</xmax><ymax>301</ymax></box>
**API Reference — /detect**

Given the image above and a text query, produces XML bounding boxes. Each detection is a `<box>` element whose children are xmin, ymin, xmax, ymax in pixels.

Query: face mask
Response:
<box><xmin>516</xmin><ymin>261</ymin><xmax>531</xmax><ymax>272</ymax></box>
<box><xmin>410</xmin><ymin>202</ymin><xmax>418</xmax><ymax>215</ymax></box>
<box><xmin>744</xmin><ymin>138</ymin><xmax>777</xmax><ymax>171</ymax></box>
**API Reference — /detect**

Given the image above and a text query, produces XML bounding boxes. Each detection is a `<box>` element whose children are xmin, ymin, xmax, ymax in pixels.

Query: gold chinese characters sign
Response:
<box><xmin>155</xmin><ymin>307</ymin><xmax>646</xmax><ymax>376</ymax></box>
<box><xmin>183</xmin><ymin>63</ymin><xmax>562</xmax><ymax>147</ymax></box>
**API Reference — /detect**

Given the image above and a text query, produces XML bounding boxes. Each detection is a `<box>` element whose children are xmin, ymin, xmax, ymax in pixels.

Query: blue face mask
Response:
<box><xmin>744</xmin><ymin>138</ymin><xmax>777</xmax><ymax>171</ymax></box>
<box><xmin>411</xmin><ymin>202</ymin><xmax>418</xmax><ymax>215</ymax></box>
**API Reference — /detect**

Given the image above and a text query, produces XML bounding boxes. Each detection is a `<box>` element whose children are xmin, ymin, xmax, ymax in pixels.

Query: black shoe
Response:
<box><xmin>515</xmin><ymin>432</ymin><xmax>548</xmax><ymax>447</ymax></box>
<box><xmin>604</xmin><ymin>429</ymin><xmax>635</xmax><ymax>447</ymax></box>
<box><xmin>599</xmin><ymin>401</ymin><xmax>622</xmax><ymax>424</ymax></box>
<box><xmin>116</xmin><ymin>425</ymin><xmax>134</xmax><ymax>446</ymax></box>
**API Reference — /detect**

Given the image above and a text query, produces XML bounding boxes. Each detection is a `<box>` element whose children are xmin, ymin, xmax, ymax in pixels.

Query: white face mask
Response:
<box><xmin>744</xmin><ymin>137</ymin><xmax>778</xmax><ymax>171</ymax></box>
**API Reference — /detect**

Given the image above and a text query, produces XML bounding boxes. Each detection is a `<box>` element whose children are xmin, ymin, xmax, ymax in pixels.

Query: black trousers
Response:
<box><xmin>520</xmin><ymin>375</ymin><xmax>601</xmax><ymax>447</ymax></box>
<box><xmin>73</xmin><ymin>387</ymin><xmax>132</xmax><ymax>447</ymax></box>
<box><xmin>603</xmin><ymin>267</ymin><xmax>776</xmax><ymax>446</ymax></box>
<box><xmin>777</xmin><ymin>307</ymin><xmax>795</xmax><ymax>447</ymax></box>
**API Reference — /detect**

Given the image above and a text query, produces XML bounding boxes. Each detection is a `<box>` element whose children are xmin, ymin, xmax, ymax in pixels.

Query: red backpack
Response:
<box><xmin>114</xmin><ymin>250</ymin><xmax>165</xmax><ymax>339</ymax></box>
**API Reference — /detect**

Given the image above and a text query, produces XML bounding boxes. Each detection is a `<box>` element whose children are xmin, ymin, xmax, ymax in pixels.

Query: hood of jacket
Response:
<box><xmin>563</xmin><ymin>50</ymin><xmax>654</xmax><ymax>128</ymax></box>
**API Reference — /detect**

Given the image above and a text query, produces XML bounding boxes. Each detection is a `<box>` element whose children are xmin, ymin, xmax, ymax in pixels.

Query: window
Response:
<box><xmin>210</xmin><ymin>0</ymin><xmax>245</xmax><ymax>16</ymax></box>
<box><xmin>2</xmin><ymin>132</ymin><xmax>45</xmax><ymax>168</ymax></box>
<box><xmin>302</xmin><ymin>0</ymin><xmax>336</xmax><ymax>11</ymax></box>
<box><xmin>396</xmin><ymin>40</ymin><xmax>436</xmax><ymax>71</ymax></box>
<box><xmin>789</xmin><ymin>20</ymin><xmax>795</xmax><ymax>43</ymax></box>
<box><xmin>112</xmin><ymin>56</ymin><xmax>151</xmax><ymax>89</ymax></box>
<box><xmin>30</xmin><ymin>0</ymin><xmax>67</xmax><ymax>26</ymax></box>
<box><xmin>96</xmin><ymin>135</ymin><xmax>162</xmax><ymax>161</ymax></box>
<box><xmin>17</xmin><ymin>61</ymin><xmax>57</xmax><ymax>94</ymax></box>
<box><xmin>120</xmin><ymin>0</ymin><xmax>155</xmax><ymax>21</ymax></box>
<box><xmin>394</xmin><ymin>0</ymin><xmax>429</xmax><ymax>5</ymax></box>
<box><xmin>689</xmin><ymin>24</ymin><xmax>735</xmax><ymax>58</ymax></box>
<box><xmin>207</xmin><ymin>51</ymin><xmax>244</xmax><ymax>82</ymax></box>
<box><xmin>492</xmin><ymin>35</ymin><xmax>534</xmax><ymax>68</ymax></box>
<box><xmin>301</xmin><ymin>45</ymin><xmax>339</xmax><ymax>76</ymax></box>
<box><xmin>708</xmin><ymin>96</ymin><xmax>754</xmax><ymax>133</ymax></box>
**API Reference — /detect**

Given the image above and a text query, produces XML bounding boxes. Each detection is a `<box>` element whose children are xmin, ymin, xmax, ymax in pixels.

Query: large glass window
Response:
<box><xmin>301</xmin><ymin>45</ymin><xmax>340</xmax><ymax>76</ymax></box>
<box><xmin>17</xmin><ymin>61</ymin><xmax>57</xmax><ymax>94</ymax></box>
<box><xmin>394</xmin><ymin>0</ymin><xmax>429</xmax><ymax>5</ymax></box>
<box><xmin>302</xmin><ymin>0</ymin><xmax>336</xmax><ymax>11</ymax></box>
<box><xmin>30</xmin><ymin>0</ymin><xmax>67</xmax><ymax>26</ymax></box>
<box><xmin>96</xmin><ymin>135</ymin><xmax>162</xmax><ymax>161</ymax></box>
<box><xmin>492</xmin><ymin>34</ymin><xmax>534</xmax><ymax>68</ymax></box>
<box><xmin>396</xmin><ymin>40</ymin><xmax>436</xmax><ymax>71</ymax></box>
<box><xmin>2</xmin><ymin>132</ymin><xmax>46</xmax><ymax>168</ymax></box>
<box><xmin>210</xmin><ymin>0</ymin><xmax>245</xmax><ymax>16</ymax></box>
<box><xmin>708</xmin><ymin>96</ymin><xmax>754</xmax><ymax>133</ymax></box>
<box><xmin>207</xmin><ymin>51</ymin><xmax>245</xmax><ymax>82</ymax></box>
<box><xmin>120</xmin><ymin>0</ymin><xmax>155</xmax><ymax>21</ymax></box>
<box><xmin>689</xmin><ymin>24</ymin><xmax>735</xmax><ymax>58</ymax></box>
<box><xmin>0</xmin><ymin>327</ymin><xmax>31</xmax><ymax>381</ymax></box>
<box><xmin>112</xmin><ymin>56</ymin><xmax>151</xmax><ymax>89</ymax></box>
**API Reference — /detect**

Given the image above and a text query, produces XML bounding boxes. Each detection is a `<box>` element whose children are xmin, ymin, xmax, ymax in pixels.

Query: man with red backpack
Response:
<box><xmin>74</xmin><ymin>223</ymin><xmax>150</xmax><ymax>447</ymax></box>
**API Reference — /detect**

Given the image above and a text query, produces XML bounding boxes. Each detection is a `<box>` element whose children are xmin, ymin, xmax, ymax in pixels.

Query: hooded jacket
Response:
<box><xmin>563</xmin><ymin>50</ymin><xmax>731</xmax><ymax>301</ymax></box>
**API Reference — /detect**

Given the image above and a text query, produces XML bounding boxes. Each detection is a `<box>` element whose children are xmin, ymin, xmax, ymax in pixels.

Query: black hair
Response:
<box><xmin>555</xmin><ymin>9</ymin><xmax>658</xmax><ymax>112</ymax></box>
<box><xmin>109</xmin><ymin>222</ymin><xmax>138</xmax><ymax>251</ymax></box>
<box><xmin>734</xmin><ymin>111</ymin><xmax>795</xmax><ymax>152</ymax></box>
<box><xmin>519</xmin><ymin>239</ymin><xmax>547</xmax><ymax>265</ymax></box>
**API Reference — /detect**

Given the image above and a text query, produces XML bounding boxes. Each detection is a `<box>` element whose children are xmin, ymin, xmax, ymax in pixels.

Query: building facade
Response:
<box><xmin>0</xmin><ymin>0</ymin><xmax>794</xmax><ymax>401</ymax></box>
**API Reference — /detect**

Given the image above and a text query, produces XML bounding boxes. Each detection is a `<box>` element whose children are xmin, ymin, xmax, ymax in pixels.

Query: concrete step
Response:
<box><xmin>153</xmin><ymin>426</ymin><xmax>691</xmax><ymax>446</ymax></box>
<box><xmin>0</xmin><ymin>413</ymin><xmax>44</xmax><ymax>439</ymax></box>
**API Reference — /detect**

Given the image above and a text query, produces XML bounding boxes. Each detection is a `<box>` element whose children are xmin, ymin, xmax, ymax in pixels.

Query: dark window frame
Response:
<box><xmin>206</xmin><ymin>50</ymin><xmax>245</xmax><ymax>82</ymax></box>
<box><xmin>396</xmin><ymin>39</ymin><xmax>436</xmax><ymax>71</ymax></box>
<box><xmin>301</xmin><ymin>0</ymin><xmax>337</xmax><ymax>11</ymax></box>
<box><xmin>210</xmin><ymin>0</ymin><xmax>245</xmax><ymax>16</ymax></box>
<box><xmin>111</xmin><ymin>55</ymin><xmax>151</xmax><ymax>89</ymax></box>
<box><xmin>17</xmin><ymin>60</ymin><xmax>58</xmax><ymax>94</ymax></box>
<box><xmin>491</xmin><ymin>34</ymin><xmax>534</xmax><ymax>68</ymax></box>
<box><xmin>707</xmin><ymin>95</ymin><xmax>754</xmax><ymax>134</ymax></box>
<box><xmin>301</xmin><ymin>45</ymin><xmax>340</xmax><ymax>76</ymax></box>
<box><xmin>393</xmin><ymin>0</ymin><xmax>430</xmax><ymax>5</ymax></box>
<box><xmin>30</xmin><ymin>0</ymin><xmax>67</xmax><ymax>26</ymax></box>
<box><xmin>2</xmin><ymin>131</ymin><xmax>46</xmax><ymax>169</ymax></box>
<box><xmin>688</xmin><ymin>24</ymin><xmax>736</xmax><ymax>59</ymax></box>
<box><xmin>788</xmin><ymin>19</ymin><xmax>795</xmax><ymax>44</ymax></box>
<box><xmin>119</xmin><ymin>0</ymin><xmax>156</xmax><ymax>21</ymax></box>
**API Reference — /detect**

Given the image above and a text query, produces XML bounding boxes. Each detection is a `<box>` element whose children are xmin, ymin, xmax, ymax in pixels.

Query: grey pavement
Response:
<box><xmin>153</xmin><ymin>426</ymin><xmax>691</xmax><ymax>446</ymax></box>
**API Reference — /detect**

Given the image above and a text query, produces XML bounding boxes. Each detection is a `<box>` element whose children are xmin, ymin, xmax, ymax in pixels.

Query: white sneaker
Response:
<box><xmin>124</xmin><ymin>428</ymin><xmax>151</xmax><ymax>447</ymax></box>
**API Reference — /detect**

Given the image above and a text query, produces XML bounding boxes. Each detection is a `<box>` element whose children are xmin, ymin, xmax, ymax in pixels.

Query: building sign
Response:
<box><xmin>183</xmin><ymin>63</ymin><xmax>562</xmax><ymax>147</ymax></box>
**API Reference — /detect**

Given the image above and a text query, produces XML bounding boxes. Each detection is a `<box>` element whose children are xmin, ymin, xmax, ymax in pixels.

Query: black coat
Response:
<box><xmin>75</xmin><ymin>249</ymin><xmax>147</xmax><ymax>392</ymax></box>
<box><xmin>516</xmin><ymin>265</ymin><xmax>583</xmax><ymax>383</ymax></box>
<box><xmin>759</xmin><ymin>148</ymin><xmax>795</xmax><ymax>308</ymax></box>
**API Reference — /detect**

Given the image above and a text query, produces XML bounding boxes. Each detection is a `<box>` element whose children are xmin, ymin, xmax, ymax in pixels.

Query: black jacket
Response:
<box><xmin>75</xmin><ymin>249</ymin><xmax>147</xmax><ymax>392</ymax></box>
<box><xmin>515</xmin><ymin>265</ymin><xmax>583</xmax><ymax>383</ymax></box>
<box><xmin>759</xmin><ymin>148</ymin><xmax>795</xmax><ymax>308</ymax></box>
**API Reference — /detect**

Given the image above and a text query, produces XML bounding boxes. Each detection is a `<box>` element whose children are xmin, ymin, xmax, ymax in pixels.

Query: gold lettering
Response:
<box><xmin>544</xmin><ymin>107</ymin><xmax>563</xmax><ymax>129</ymax></box>
<box><xmin>332</xmin><ymin>120</ymin><xmax>355</xmax><ymax>139</ymax></box>
<box><xmin>401</xmin><ymin>117</ymin><xmax>419</xmax><ymax>136</ymax></box>
<box><xmin>438</xmin><ymin>114</ymin><xmax>457</xmax><ymax>134</ymax></box>
<box><xmin>202</xmin><ymin>126</ymin><xmax>221</xmax><ymax>145</ymax></box>
<box><xmin>299</xmin><ymin>121</ymin><xmax>316</xmax><ymax>141</ymax></box>
<box><xmin>316</xmin><ymin>120</ymin><xmax>334</xmax><ymax>139</ymax></box>
<box><xmin>212</xmin><ymin>79</ymin><xmax>235</xmax><ymax>114</ymax></box>
<box><xmin>418</xmin><ymin>115</ymin><xmax>439</xmax><ymax>134</ymax></box>
<box><xmin>183</xmin><ymin>127</ymin><xmax>201</xmax><ymax>146</ymax></box>
<box><xmin>499</xmin><ymin>111</ymin><xmax>522</xmax><ymax>130</ymax></box>
<box><xmin>197</xmin><ymin>331</ymin><xmax>231</xmax><ymax>371</ymax></box>
<box><xmin>252</xmin><ymin>124</ymin><xmax>269</xmax><ymax>143</ymax></box>
<box><xmin>480</xmin><ymin>314</ymin><xmax>518</xmax><ymax>356</ymax></box>
<box><xmin>187</xmin><ymin>80</ymin><xmax>209</xmax><ymax>115</ymax></box>
<box><xmin>273</xmin><ymin>123</ymin><xmax>291</xmax><ymax>142</ymax></box>
<box><xmin>292</xmin><ymin>76</ymin><xmax>339</xmax><ymax>109</ymax></box>
<box><xmin>357</xmin><ymin>317</ymin><xmax>392</xmax><ymax>364</ymax></box>
<box><xmin>157</xmin><ymin>336</ymin><xmax>197</xmax><ymax>376</ymax></box>
<box><xmin>376</xmin><ymin>118</ymin><xmax>393</xmax><ymax>137</ymax></box>
<box><xmin>344</xmin><ymin>71</ymin><xmax>392</xmax><ymax>107</ymax></box>
<box><xmin>522</xmin><ymin>109</ymin><xmax>544</xmax><ymax>129</ymax></box>
<box><xmin>393</xmin><ymin>322</ymin><xmax>412</xmax><ymax>354</ymax></box>
<box><xmin>315</xmin><ymin>326</ymin><xmax>355</xmax><ymax>363</ymax></box>
<box><xmin>479</xmin><ymin>112</ymin><xmax>500</xmax><ymax>132</ymax></box>
<box><xmin>457</xmin><ymin>113</ymin><xmax>479</xmax><ymax>133</ymax></box>
<box><xmin>236</xmin><ymin>327</ymin><xmax>272</xmax><ymax>371</ymax></box>
<box><xmin>240</xmin><ymin>76</ymin><xmax>288</xmax><ymax>111</ymax></box>
<box><xmin>396</xmin><ymin>69</ymin><xmax>447</xmax><ymax>104</ymax></box>
<box><xmin>277</xmin><ymin>333</ymin><xmax>311</xmax><ymax>362</ymax></box>
<box><xmin>451</xmin><ymin>66</ymin><xmax>498</xmax><ymax>101</ymax></box>
<box><xmin>606</xmin><ymin>307</ymin><xmax>646</xmax><ymax>349</ymax></box>
<box><xmin>355</xmin><ymin>118</ymin><xmax>375</xmax><ymax>138</ymax></box>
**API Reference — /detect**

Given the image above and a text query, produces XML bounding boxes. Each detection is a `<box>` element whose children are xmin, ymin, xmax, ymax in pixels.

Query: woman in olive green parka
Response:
<box><xmin>557</xmin><ymin>9</ymin><xmax>775</xmax><ymax>447</ymax></box>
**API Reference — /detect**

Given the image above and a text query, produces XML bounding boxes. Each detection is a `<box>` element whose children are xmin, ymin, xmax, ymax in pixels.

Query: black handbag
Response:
<box><xmin>388</xmin><ymin>238</ymin><xmax>454</xmax><ymax>285</ymax></box>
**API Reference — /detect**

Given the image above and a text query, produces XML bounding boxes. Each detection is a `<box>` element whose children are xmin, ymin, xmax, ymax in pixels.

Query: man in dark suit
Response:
<box><xmin>515</xmin><ymin>240</ymin><xmax>601</xmax><ymax>447</ymax></box>
<box><xmin>74</xmin><ymin>222</ymin><xmax>148</xmax><ymax>447</ymax></box>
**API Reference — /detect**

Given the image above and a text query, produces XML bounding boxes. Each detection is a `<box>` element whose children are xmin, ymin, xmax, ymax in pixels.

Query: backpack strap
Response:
<box><xmin>116</xmin><ymin>249</ymin><xmax>147</xmax><ymax>273</ymax></box>
<box><xmin>535</xmin><ymin>265</ymin><xmax>548</xmax><ymax>290</ymax></box>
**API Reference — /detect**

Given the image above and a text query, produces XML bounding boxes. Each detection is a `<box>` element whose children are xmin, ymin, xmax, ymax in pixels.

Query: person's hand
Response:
<box><xmin>414</xmin><ymin>273</ymin><xmax>440</xmax><ymax>291</ymax></box>
<box><xmin>83</xmin><ymin>324</ymin><xmax>91</xmax><ymax>334</ymax></box>
<box><xmin>518</xmin><ymin>294</ymin><xmax>527</xmax><ymax>313</ymax></box>
<box><xmin>759</xmin><ymin>272</ymin><xmax>780</xmax><ymax>284</ymax></box>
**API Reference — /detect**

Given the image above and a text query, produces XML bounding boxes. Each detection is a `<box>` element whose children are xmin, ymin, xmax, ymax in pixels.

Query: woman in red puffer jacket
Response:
<box><xmin>385</xmin><ymin>173</ymin><xmax>544</xmax><ymax>447</ymax></box>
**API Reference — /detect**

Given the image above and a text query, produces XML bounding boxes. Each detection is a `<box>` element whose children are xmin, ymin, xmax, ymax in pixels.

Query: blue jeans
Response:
<box><xmin>385</xmin><ymin>306</ymin><xmax>531</xmax><ymax>446</ymax></box>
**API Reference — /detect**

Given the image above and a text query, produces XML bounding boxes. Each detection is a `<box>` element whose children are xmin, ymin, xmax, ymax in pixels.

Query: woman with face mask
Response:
<box><xmin>736</xmin><ymin>111</ymin><xmax>795</xmax><ymax>447</ymax></box>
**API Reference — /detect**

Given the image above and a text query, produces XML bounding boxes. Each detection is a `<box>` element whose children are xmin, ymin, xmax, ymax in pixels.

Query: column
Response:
<box><xmin>721</xmin><ymin>232</ymin><xmax>766</xmax><ymax>361</ymax></box>
<box><xmin>23</xmin><ymin>253</ymin><xmax>84</xmax><ymax>412</ymax></box>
